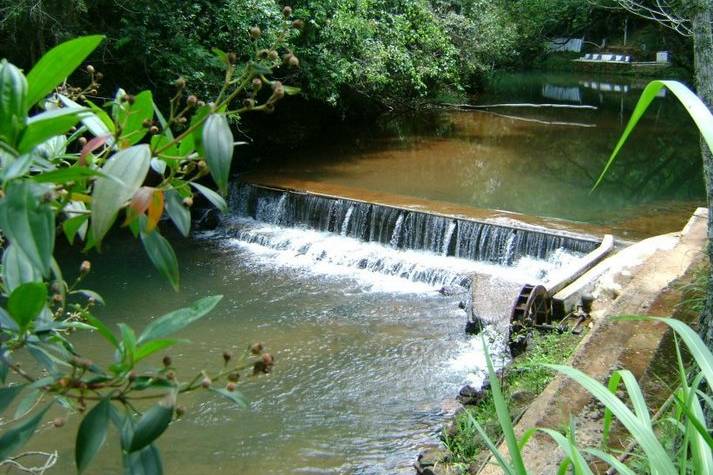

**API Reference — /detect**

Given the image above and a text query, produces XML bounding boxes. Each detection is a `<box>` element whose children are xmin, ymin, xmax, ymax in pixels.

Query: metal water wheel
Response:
<box><xmin>509</xmin><ymin>284</ymin><xmax>552</xmax><ymax>356</ymax></box>
<box><xmin>510</xmin><ymin>284</ymin><xmax>552</xmax><ymax>327</ymax></box>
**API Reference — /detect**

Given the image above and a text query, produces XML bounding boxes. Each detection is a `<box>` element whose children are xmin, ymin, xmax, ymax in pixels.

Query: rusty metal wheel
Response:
<box><xmin>510</xmin><ymin>284</ymin><xmax>552</xmax><ymax>327</ymax></box>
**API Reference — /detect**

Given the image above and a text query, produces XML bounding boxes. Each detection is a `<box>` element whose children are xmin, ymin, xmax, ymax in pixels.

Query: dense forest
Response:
<box><xmin>0</xmin><ymin>0</ymin><xmax>693</xmax><ymax>144</ymax></box>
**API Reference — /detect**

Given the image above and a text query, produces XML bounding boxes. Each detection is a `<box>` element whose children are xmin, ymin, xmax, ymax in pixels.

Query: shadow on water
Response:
<box><xmin>251</xmin><ymin>71</ymin><xmax>704</xmax><ymax>240</ymax></box>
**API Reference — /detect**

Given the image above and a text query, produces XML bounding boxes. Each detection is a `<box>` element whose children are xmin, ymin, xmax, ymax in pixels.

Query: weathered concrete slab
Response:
<box><xmin>478</xmin><ymin>207</ymin><xmax>707</xmax><ymax>475</ymax></box>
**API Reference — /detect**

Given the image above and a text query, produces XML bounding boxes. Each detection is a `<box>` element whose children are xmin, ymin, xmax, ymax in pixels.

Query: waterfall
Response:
<box><xmin>221</xmin><ymin>183</ymin><xmax>597</xmax><ymax>287</ymax></box>
<box><xmin>228</xmin><ymin>183</ymin><xmax>598</xmax><ymax>264</ymax></box>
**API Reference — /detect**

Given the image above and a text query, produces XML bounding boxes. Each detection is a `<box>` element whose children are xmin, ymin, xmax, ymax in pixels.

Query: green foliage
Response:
<box><xmin>0</xmin><ymin>32</ymin><xmax>284</xmax><ymax>473</ymax></box>
<box><xmin>472</xmin><ymin>317</ymin><xmax>713</xmax><ymax>474</ymax></box>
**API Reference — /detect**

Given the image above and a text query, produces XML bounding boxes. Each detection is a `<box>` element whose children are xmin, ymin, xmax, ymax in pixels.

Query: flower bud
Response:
<box><xmin>252</xmin><ymin>77</ymin><xmax>263</xmax><ymax>90</ymax></box>
<box><xmin>223</xmin><ymin>351</ymin><xmax>232</xmax><ymax>363</ymax></box>
<box><xmin>257</xmin><ymin>49</ymin><xmax>269</xmax><ymax>59</ymax></box>
<box><xmin>226</xmin><ymin>382</ymin><xmax>237</xmax><ymax>392</ymax></box>
<box><xmin>242</xmin><ymin>98</ymin><xmax>255</xmax><ymax>109</ymax></box>
<box><xmin>283</xmin><ymin>6</ymin><xmax>292</xmax><ymax>17</ymax></box>
<box><xmin>250</xmin><ymin>342</ymin><xmax>263</xmax><ymax>355</ymax></box>
<box><xmin>287</xmin><ymin>55</ymin><xmax>300</xmax><ymax>68</ymax></box>
<box><xmin>249</xmin><ymin>26</ymin><xmax>261</xmax><ymax>39</ymax></box>
<box><xmin>96</xmin><ymin>72</ymin><xmax>104</xmax><ymax>81</ymax></box>
<box><xmin>201</xmin><ymin>376</ymin><xmax>212</xmax><ymax>388</ymax></box>
<box><xmin>182</xmin><ymin>197</ymin><xmax>194</xmax><ymax>207</ymax></box>
<box><xmin>163</xmin><ymin>355</ymin><xmax>172</xmax><ymax>367</ymax></box>
<box><xmin>178</xmin><ymin>116</ymin><xmax>187</xmax><ymax>124</ymax></box>
<box><xmin>292</xmin><ymin>19</ymin><xmax>304</xmax><ymax>29</ymax></box>
<box><xmin>175</xmin><ymin>77</ymin><xmax>187</xmax><ymax>89</ymax></box>
<box><xmin>262</xmin><ymin>353</ymin><xmax>274</xmax><ymax>367</ymax></box>
<box><xmin>78</xmin><ymin>137</ymin><xmax>88</xmax><ymax>146</ymax></box>
<box><xmin>166</xmin><ymin>370</ymin><xmax>175</xmax><ymax>380</ymax></box>
<box><xmin>187</xmin><ymin>95</ymin><xmax>198</xmax><ymax>107</ymax></box>
<box><xmin>142</xmin><ymin>119</ymin><xmax>152</xmax><ymax>128</ymax></box>
<box><xmin>86</xmin><ymin>65</ymin><xmax>95</xmax><ymax>74</ymax></box>
<box><xmin>52</xmin><ymin>293</ymin><xmax>64</xmax><ymax>303</ymax></box>
<box><xmin>228</xmin><ymin>372</ymin><xmax>239</xmax><ymax>382</ymax></box>
<box><xmin>268</xmin><ymin>50</ymin><xmax>279</xmax><ymax>61</ymax></box>
<box><xmin>126</xmin><ymin>95</ymin><xmax>136</xmax><ymax>105</ymax></box>
<box><xmin>149</xmin><ymin>125</ymin><xmax>159</xmax><ymax>135</ymax></box>
<box><xmin>197</xmin><ymin>160</ymin><xmax>207</xmax><ymax>169</ymax></box>
<box><xmin>128</xmin><ymin>370</ymin><xmax>137</xmax><ymax>382</ymax></box>
<box><xmin>53</xmin><ymin>417</ymin><xmax>66</xmax><ymax>428</ymax></box>
<box><xmin>176</xmin><ymin>405</ymin><xmax>186</xmax><ymax>418</ymax></box>
<box><xmin>227</xmin><ymin>52</ymin><xmax>237</xmax><ymax>64</ymax></box>
<box><xmin>80</xmin><ymin>260</ymin><xmax>91</xmax><ymax>274</ymax></box>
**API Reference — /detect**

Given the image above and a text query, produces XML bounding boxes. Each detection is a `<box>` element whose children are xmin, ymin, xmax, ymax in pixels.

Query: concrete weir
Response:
<box><xmin>233</xmin><ymin>181</ymin><xmax>616</xmax><ymax>327</ymax></box>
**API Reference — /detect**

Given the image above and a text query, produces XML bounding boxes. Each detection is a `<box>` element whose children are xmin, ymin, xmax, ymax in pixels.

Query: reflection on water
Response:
<box><xmin>252</xmin><ymin>72</ymin><xmax>704</xmax><ymax>239</ymax></box>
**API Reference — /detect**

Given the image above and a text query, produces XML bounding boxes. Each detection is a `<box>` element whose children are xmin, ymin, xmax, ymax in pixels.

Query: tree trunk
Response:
<box><xmin>692</xmin><ymin>3</ymin><xmax>713</xmax><ymax>352</ymax></box>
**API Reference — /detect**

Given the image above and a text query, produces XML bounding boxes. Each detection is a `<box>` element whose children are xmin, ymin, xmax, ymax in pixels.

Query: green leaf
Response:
<box><xmin>140</xmin><ymin>226</ymin><xmax>180</xmax><ymax>291</ymax></box>
<box><xmin>547</xmin><ymin>363</ymin><xmax>676</xmax><ymax>473</ymax></box>
<box><xmin>91</xmin><ymin>144</ymin><xmax>151</xmax><ymax>244</ymax></box>
<box><xmin>0</xmin><ymin>384</ymin><xmax>25</xmax><ymax>414</ymax></box>
<box><xmin>0</xmin><ymin>60</ymin><xmax>28</xmax><ymax>146</ymax></box>
<box><xmin>538</xmin><ymin>427</ymin><xmax>593</xmax><ymax>475</ymax></box>
<box><xmin>210</xmin><ymin>387</ymin><xmax>248</xmax><ymax>408</ymax></box>
<box><xmin>0</xmin><ymin>181</ymin><xmax>55</xmax><ymax>276</ymax></box>
<box><xmin>26</xmin><ymin>35</ymin><xmax>104</xmax><ymax>109</ymax></box>
<box><xmin>14</xmin><ymin>389</ymin><xmax>41</xmax><ymax>419</ymax></box>
<box><xmin>32</xmin><ymin>166</ymin><xmax>104</xmax><ymax>184</ymax></box>
<box><xmin>71</xmin><ymin>289</ymin><xmax>105</xmax><ymax>305</ymax></box>
<box><xmin>138</xmin><ymin>295</ymin><xmax>222</xmax><ymax>344</ymax></box>
<box><xmin>18</xmin><ymin>107</ymin><xmax>88</xmax><ymax>153</ymax></box>
<box><xmin>59</xmin><ymin>95</ymin><xmax>114</xmax><ymax>138</ymax></box>
<box><xmin>593</xmin><ymin>80</ymin><xmax>713</xmax><ymax>190</ymax></box>
<box><xmin>201</xmin><ymin>114</ymin><xmax>234</xmax><ymax>194</ymax></box>
<box><xmin>1</xmin><ymin>154</ymin><xmax>33</xmax><ymax>183</ymax></box>
<box><xmin>481</xmin><ymin>335</ymin><xmax>528</xmax><ymax>473</ymax></box>
<box><xmin>63</xmin><ymin>215</ymin><xmax>90</xmax><ymax>244</ymax></box>
<box><xmin>211</xmin><ymin>47</ymin><xmax>230</xmax><ymax>65</ymax></box>
<box><xmin>119</xmin><ymin>323</ymin><xmax>137</xmax><ymax>366</ymax></box>
<box><xmin>0</xmin><ymin>403</ymin><xmax>51</xmax><ymax>460</ymax></box>
<box><xmin>584</xmin><ymin>448</ymin><xmax>636</xmax><ymax>475</ymax></box>
<box><xmin>283</xmin><ymin>85</ymin><xmax>301</xmax><ymax>96</ymax></box>
<box><xmin>190</xmin><ymin>182</ymin><xmax>227</xmax><ymax>212</ymax></box>
<box><xmin>129</xmin><ymin>402</ymin><xmax>174</xmax><ymax>452</ymax></box>
<box><xmin>120</xmin><ymin>90</ymin><xmax>153</xmax><ymax>146</ymax></box>
<box><xmin>164</xmin><ymin>189</ymin><xmax>190</xmax><ymax>237</ymax></box>
<box><xmin>189</xmin><ymin>105</ymin><xmax>211</xmax><ymax>156</ymax></box>
<box><xmin>84</xmin><ymin>313</ymin><xmax>118</xmax><ymax>348</ymax></box>
<box><xmin>8</xmin><ymin>282</ymin><xmax>47</xmax><ymax>329</ymax></box>
<box><xmin>76</xmin><ymin>398</ymin><xmax>111</xmax><ymax>473</ymax></box>
<box><xmin>127</xmin><ymin>444</ymin><xmax>164</xmax><ymax>475</ymax></box>
<box><xmin>134</xmin><ymin>339</ymin><xmax>182</xmax><ymax>363</ymax></box>
<box><xmin>2</xmin><ymin>243</ymin><xmax>42</xmax><ymax>293</ymax></box>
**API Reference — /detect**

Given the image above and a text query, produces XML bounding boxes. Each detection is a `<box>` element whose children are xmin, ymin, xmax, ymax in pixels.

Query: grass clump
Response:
<box><xmin>443</xmin><ymin>331</ymin><xmax>581</xmax><ymax>468</ymax></box>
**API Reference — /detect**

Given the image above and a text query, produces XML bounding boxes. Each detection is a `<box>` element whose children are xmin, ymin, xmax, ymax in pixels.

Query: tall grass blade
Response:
<box><xmin>593</xmin><ymin>80</ymin><xmax>713</xmax><ymax>190</ymax></box>
<box><xmin>583</xmin><ymin>448</ymin><xmax>636</xmax><ymax>475</ymax></box>
<box><xmin>601</xmin><ymin>371</ymin><xmax>622</xmax><ymax>449</ymax></box>
<box><xmin>546</xmin><ymin>364</ymin><xmax>676</xmax><ymax>474</ymax></box>
<box><xmin>538</xmin><ymin>428</ymin><xmax>593</xmax><ymax>475</ymax></box>
<box><xmin>619</xmin><ymin>370</ymin><xmax>652</xmax><ymax>426</ymax></box>
<box><xmin>482</xmin><ymin>336</ymin><xmax>529</xmax><ymax>474</ymax></box>
<box><xmin>468</xmin><ymin>413</ymin><xmax>517</xmax><ymax>475</ymax></box>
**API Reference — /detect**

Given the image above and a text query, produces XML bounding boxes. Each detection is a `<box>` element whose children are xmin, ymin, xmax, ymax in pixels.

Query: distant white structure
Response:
<box><xmin>547</xmin><ymin>38</ymin><xmax>584</xmax><ymax>53</ymax></box>
<box><xmin>656</xmin><ymin>51</ymin><xmax>671</xmax><ymax>63</ymax></box>
<box><xmin>580</xmin><ymin>80</ymin><xmax>630</xmax><ymax>93</ymax></box>
<box><xmin>578</xmin><ymin>53</ymin><xmax>632</xmax><ymax>63</ymax></box>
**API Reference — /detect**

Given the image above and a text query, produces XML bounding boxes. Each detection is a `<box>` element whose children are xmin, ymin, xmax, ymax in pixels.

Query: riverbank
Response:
<box><xmin>417</xmin><ymin>207</ymin><xmax>707</xmax><ymax>474</ymax></box>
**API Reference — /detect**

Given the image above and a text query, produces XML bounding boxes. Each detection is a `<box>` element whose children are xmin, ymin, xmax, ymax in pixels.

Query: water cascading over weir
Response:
<box><xmin>228</xmin><ymin>183</ymin><xmax>599</xmax><ymax>265</ymax></box>
<box><xmin>217</xmin><ymin>182</ymin><xmax>608</xmax><ymax>321</ymax></box>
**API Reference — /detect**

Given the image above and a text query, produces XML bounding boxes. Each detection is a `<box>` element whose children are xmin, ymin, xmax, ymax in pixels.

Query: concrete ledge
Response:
<box><xmin>478</xmin><ymin>207</ymin><xmax>707</xmax><ymax>474</ymax></box>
